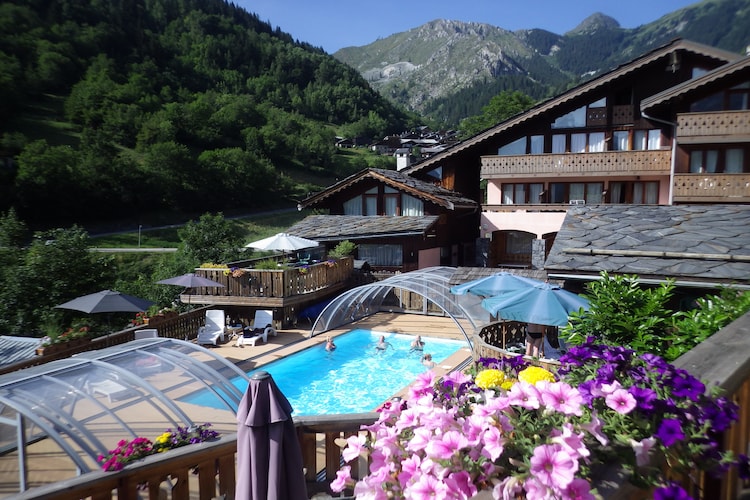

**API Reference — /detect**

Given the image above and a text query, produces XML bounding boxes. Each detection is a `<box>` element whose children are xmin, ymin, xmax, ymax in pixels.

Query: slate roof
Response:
<box><xmin>287</xmin><ymin>215</ymin><xmax>440</xmax><ymax>241</ymax></box>
<box><xmin>0</xmin><ymin>336</ymin><xmax>41</xmax><ymax>367</ymax></box>
<box><xmin>298</xmin><ymin>168</ymin><xmax>478</xmax><ymax>211</ymax></box>
<box><xmin>403</xmin><ymin>38</ymin><xmax>740</xmax><ymax>176</ymax></box>
<box><xmin>545</xmin><ymin>205</ymin><xmax>750</xmax><ymax>288</ymax></box>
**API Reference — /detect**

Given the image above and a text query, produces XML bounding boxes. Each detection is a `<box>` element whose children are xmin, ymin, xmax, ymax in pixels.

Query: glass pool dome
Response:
<box><xmin>0</xmin><ymin>338</ymin><xmax>249</xmax><ymax>493</ymax></box>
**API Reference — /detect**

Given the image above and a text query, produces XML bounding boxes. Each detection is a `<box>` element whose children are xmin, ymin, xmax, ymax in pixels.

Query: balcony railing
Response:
<box><xmin>191</xmin><ymin>256</ymin><xmax>354</xmax><ymax>299</ymax></box>
<box><xmin>672</xmin><ymin>173</ymin><xmax>750</xmax><ymax>203</ymax></box>
<box><xmin>481</xmin><ymin>150</ymin><xmax>671</xmax><ymax>179</ymax></box>
<box><xmin>677</xmin><ymin>110</ymin><xmax>750</xmax><ymax>141</ymax></box>
<box><xmin>12</xmin><ymin>312</ymin><xmax>750</xmax><ymax>499</ymax></box>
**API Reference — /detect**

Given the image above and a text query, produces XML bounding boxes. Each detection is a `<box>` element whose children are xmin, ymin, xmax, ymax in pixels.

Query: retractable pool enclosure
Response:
<box><xmin>0</xmin><ymin>338</ymin><xmax>249</xmax><ymax>493</ymax></box>
<box><xmin>309</xmin><ymin>266</ymin><xmax>489</xmax><ymax>345</ymax></box>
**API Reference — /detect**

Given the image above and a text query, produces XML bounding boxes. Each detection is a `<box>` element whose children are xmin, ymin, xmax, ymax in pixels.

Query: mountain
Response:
<box><xmin>334</xmin><ymin>0</ymin><xmax>750</xmax><ymax>125</ymax></box>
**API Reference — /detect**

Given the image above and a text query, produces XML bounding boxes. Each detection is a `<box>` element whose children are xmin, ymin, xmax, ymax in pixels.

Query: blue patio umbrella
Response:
<box><xmin>450</xmin><ymin>272</ymin><xmax>544</xmax><ymax>297</ymax></box>
<box><xmin>481</xmin><ymin>282</ymin><xmax>590</xmax><ymax>327</ymax></box>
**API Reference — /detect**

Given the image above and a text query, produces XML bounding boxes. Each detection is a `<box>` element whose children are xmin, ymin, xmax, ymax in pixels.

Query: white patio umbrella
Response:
<box><xmin>245</xmin><ymin>233</ymin><xmax>319</xmax><ymax>252</ymax></box>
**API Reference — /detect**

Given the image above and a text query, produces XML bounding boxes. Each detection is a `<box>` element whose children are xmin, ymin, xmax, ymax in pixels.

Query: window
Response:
<box><xmin>549</xmin><ymin>182</ymin><xmax>604</xmax><ymax>204</ymax></box>
<box><xmin>363</xmin><ymin>187</ymin><xmax>377</xmax><ymax>215</ymax></box>
<box><xmin>343</xmin><ymin>196</ymin><xmax>363</xmax><ymax>215</ymax></box>
<box><xmin>689</xmin><ymin>147</ymin><xmax>747</xmax><ymax>173</ymax></box>
<box><xmin>552</xmin><ymin>105</ymin><xmax>586</xmax><ymax>128</ymax></box>
<box><xmin>358</xmin><ymin>244</ymin><xmax>403</xmax><ymax>266</ymax></box>
<box><xmin>613</xmin><ymin>131</ymin><xmax>629</xmax><ymax>151</ymax></box>
<box><xmin>633</xmin><ymin>130</ymin><xmax>661</xmax><ymax>150</ymax></box>
<box><xmin>530</xmin><ymin>135</ymin><xmax>544</xmax><ymax>154</ymax></box>
<box><xmin>610</xmin><ymin>181</ymin><xmax>659</xmax><ymax>204</ymax></box>
<box><xmin>402</xmin><ymin>194</ymin><xmax>424</xmax><ymax>216</ymax></box>
<box><xmin>343</xmin><ymin>189</ymin><xmax>424</xmax><ymax>216</ymax></box>
<box><xmin>506</xmin><ymin>232</ymin><xmax>533</xmax><ymax>255</ymax></box>
<box><xmin>552</xmin><ymin>134</ymin><xmax>566</xmax><ymax>153</ymax></box>
<box><xmin>384</xmin><ymin>187</ymin><xmax>399</xmax><ymax>216</ymax></box>
<box><xmin>690</xmin><ymin>81</ymin><xmax>750</xmax><ymax>112</ymax></box>
<box><xmin>497</xmin><ymin>137</ymin><xmax>526</xmax><ymax>156</ymax></box>
<box><xmin>501</xmin><ymin>183</ymin><xmax>544</xmax><ymax>204</ymax></box>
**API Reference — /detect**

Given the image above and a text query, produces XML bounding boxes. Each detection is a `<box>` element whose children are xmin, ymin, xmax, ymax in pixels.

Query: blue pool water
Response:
<box><xmin>183</xmin><ymin>329</ymin><xmax>465</xmax><ymax>415</ymax></box>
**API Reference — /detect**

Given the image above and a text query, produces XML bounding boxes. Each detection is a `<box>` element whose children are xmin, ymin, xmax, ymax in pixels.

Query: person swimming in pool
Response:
<box><xmin>325</xmin><ymin>336</ymin><xmax>336</xmax><ymax>352</ymax></box>
<box><xmin>410</xmin><ymin>335</ymin><xmax>425</xmax><ymax>351</ymax></box>
<box><xmin>375</xmin><ymin>335</ymin><xmax>391</xmax><ymax>351</ymax></box>
<box><xmin>421</xmin><ymin>353</ymin><xmax>436</xmax><ymax>368</ymax></box>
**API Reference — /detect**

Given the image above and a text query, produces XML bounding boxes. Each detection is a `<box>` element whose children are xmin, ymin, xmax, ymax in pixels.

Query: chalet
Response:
<box><xmin>293</xmin><ymin>168</ymin><xmax>479</xmax><ymax>272</ymax></box>
<box><xmin>401</xmin><ymin>39</ymin><xmax>746</xmax><ymax>268</ymax></box>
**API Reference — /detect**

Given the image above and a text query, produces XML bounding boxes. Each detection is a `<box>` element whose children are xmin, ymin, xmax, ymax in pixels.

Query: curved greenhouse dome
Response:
<box><xmin>0</xmin><ymin>338</ymin><xmax>249</xmax><ymax>494</ymax></box>
<box><xmin>310</xmin><ymin>266</ymin><xmax>489</xmax><ymax>346</ymax></box>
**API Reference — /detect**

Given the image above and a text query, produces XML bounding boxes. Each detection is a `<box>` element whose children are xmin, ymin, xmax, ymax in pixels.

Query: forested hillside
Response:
<box><xmin>0</xmin><ymin>0</ymin><xmax>415</xmax><ymax>228</ymax></box>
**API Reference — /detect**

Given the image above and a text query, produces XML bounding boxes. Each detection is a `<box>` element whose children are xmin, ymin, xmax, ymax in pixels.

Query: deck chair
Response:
<box><xmin>235</xmin><ymin>310</ymin><xmax>276</xmax><ymax>347</ymax></box>
<box><xmin>197</xmin><ymin>309</ymin><xmax>226</xmax><ymax>345</ymax></box>
<box><xmin>88</xmin><ymin>379</ymin><xmax>136</xmax><ymax>403</ymax></box>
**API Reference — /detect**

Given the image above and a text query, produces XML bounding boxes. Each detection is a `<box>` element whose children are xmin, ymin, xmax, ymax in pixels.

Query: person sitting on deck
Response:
<box><xmin>410</xmin><ymin>335</ymin><xmax>425</xmax><ymax>351</ymax></box>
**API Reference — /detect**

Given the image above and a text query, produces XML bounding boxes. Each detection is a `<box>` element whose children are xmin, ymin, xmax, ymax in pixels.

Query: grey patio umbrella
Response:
<box><xmin>245</xmin><ymin>233</ymin><xmax>319</xmax><ymax>252</ymax></box>
<box><xmin>236</xmin><ymin>371</ymin><xmax>307</xmax><ymax>500</ymax></box>
<box><xmin>156</xmin><ymin>273</ymin><xmax>225</xmax><ymax>288</ymax></box>
<box><xmin>54</xmin><ymin>290</ymin><xmax>154</xmax><ymax>314</ymax></box>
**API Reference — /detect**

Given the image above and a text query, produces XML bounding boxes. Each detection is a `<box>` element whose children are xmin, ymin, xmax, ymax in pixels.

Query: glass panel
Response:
<box><xmin>401</xmin><ymin>194</ymin><xmax>423</xmax><ymax>216</ymax></box>
<box><xmin>365</xmin><ymin>187</ymin><xmax>377</xmax><ymax>194</ymax></box>
<box><xmin>550</xmin><ymin>183</ymin><xmax>566</xmax><ymax>203</ymax></box>
<box><xmin>633</xmin><ymin>183</ymin><xmax>643</xmax><ymax>204</ymax></box>
<box><xmin>590</xmin><ymin>97</ymin><xmax>606</xmax><ymax>107</ymax></box>
<box><xmin>364</xmin><ymin>196</ymin><xmax>377</xmax><ymax>215</ymax></box>
<box><xmin>725</xmin><ymin>149</ymin><xmax>744</xmax><ymax>173</ymax></box>
<box><xmin>589</xmin><ymin>132</ymin><xmax>605</xmax><ymax>152</ymax></box>
<box><xmin>552</xmin><ymin>106</ymin><xmax>586</xmax><ymax>128</ymax></box>
<box><xmin>359</xmin><ymin>244</ymin><xmax>403</xmax><ymax>266</ymax></box>
<box><xmin>530</xmin><ymin>135</ymin><xmax>544</xmax><ymax>154</ymax></box>
<box><xmin>502</xmin><ymin>185</ymin><xmax>514</xmax><ymax>204</ymax></box>
<box><xmin>506</xmin><ymin>232</ymin><xmax>533</xmax><ymax>254</ymax></box>
<box><xmin>552</xmin><ymin>134</ymin><xmax>566</xmax><ymax>153</ymax></box>
<box><xmin>384</xmin><ymin>196</ymin><xmax>398</xmax><ymax>216</ymax></box>
<box><xmin>515</xmin><ymin>184</ymin><xmax>525</xmax><ymax>204</ymax></box>
<box><xmin>586</xmin><ymin>183</ymin><xmax>603</xmax><ymax>203</ymax></box>
<box><xmin>613</xmin><ymin>131</ymin><xmax>629</xmax><ymax>151</ymax></box>
<box><xmin>706</xmin><ymin>150</ymin><xmax>719</xmax><ymax>173</ymax></box>
<box><xmin>569</xmin><ymin>183</ymin><xmax>585</xmax><ymax>201</ymax></box>
<box><xmin>529</xmin><ymin>183</ymin><xmax>543</xmax><ymax>203</ymax></box>
<box><xmin>497</xmin><ymin>137</ymin><xmax>526</xmax><ymax>155</ymax></box>
<box><xmin>610</xmin><ymin>182</ymin><xmax>624</xmax><ymax>203</ymax></box>
<box><xmin>690</xmin><ymin>151</ymin><xmax>704</xmax><ymax>173</ymax></box>
<box><xmin>384</xmin><ymin>186</ymin><xmax>397</xmax><ymax>193</ymax></box>
<box><xmin>634</xmin><ymin>130</ymin><xmax>647</xmax><ymax>150</ymax></box>
<box><xmin>343</xmin><ymin>196</ymin><xmax>362</xmax><ymax>215</ymax></box>
<box><xmin>647</xmin><ymin>130</ymin><xmax>661</xmax><ymax>150</ymax></box>
<box><xmin>645</xmin><ymin>182</ymin><xmax>658</xmax><ymax>204</ymax></box>
<box><xmin>571</xmin><ymin>134</ymin><xmax>586</xmax><ymax>153</ymax></box>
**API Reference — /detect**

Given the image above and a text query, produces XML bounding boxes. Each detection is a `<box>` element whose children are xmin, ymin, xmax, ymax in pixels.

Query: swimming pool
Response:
<box><xmin>182</xmin><ymin>329</ymin><xmax>465</xmax><ymax>415</ymax></box>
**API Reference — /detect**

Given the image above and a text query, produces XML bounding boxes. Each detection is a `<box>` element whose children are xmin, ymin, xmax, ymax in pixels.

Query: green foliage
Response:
<box><xmin>458</xmin><ymin>91</ymin><xmax>537</xmax><ymax>138</ymax></box>
<box><xmin>254</xmin><ymin>258</ymin><xmax>280</xmax><ymax>270</ymax></box>
<box><xmin>328</xmin><ymin>240</ymin><xmax>357</xmax><ymax>258</ymax></box>
<box><xmin>666</xmin><ymin>287</ymin><xmax>750</xmax><ymax>361</ymax></box>
<box><xmin>564</xmin><ymin>272</ymin><xmax>675</xmax><ymax>358</ymax></box>
<box><xmin>177</xmin><ymin>212</ymin><xmax>244</xmax><ymax>265</ymax></box>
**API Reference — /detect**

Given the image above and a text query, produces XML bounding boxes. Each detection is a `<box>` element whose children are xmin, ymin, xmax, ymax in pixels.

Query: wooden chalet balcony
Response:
<box><xmin>481</xmin><ymin>150</ymin><xmax>671</xmax><ymax>179</ymax></box>
<box><xmin>186</xmin><ymin>257</ymin><xmax>354</xmax><ymax>311</ymax></box>
<box><xmin>673</xmin><ymin>173</ymin><xmax>750</xmax><ymax>203</ymax></box>
<box><xmin>677</xmin><ymin>110</ymin><xmax>750</xmax><ymax>143</ymax></box>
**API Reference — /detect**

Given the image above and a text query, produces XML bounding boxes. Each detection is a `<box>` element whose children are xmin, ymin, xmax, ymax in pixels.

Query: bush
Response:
<box><xmin>328</xmin><ymin>240</ymin><xmax>357</xmax><ymax>258</ymax></box>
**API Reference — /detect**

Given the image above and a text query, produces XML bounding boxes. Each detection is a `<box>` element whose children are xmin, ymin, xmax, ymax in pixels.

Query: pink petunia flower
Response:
<box><xmin>630</xmin><ymin>436</ymin><xmax>657</xmax><ymax>467</ymax></box>
<box><xmin>606</xmin><ymin>388</ymin><xmax>637</xmax><ymax>414</ymax></box>
<box><xmin>444</xmin><ymin>470</ymin><xmax>477</xmax><ymax>498</ymax></box>
<box><xmin>580</xmin><ymin>411</ymin><xmax>609</xmax><ymax>446</ymax></box>
<box><xmin>342</xmin><ymin>434</ymin><xmax>367</xmax><ymax>463</ymax></box>
<box><xmin>550</xmin><ymin>423</ymin><xmax>591</xmax><ymax>461</ymax></box>
<box><xmin>330</xmin><ymin>465</ymin><xmax>351</xmax><ymax>492</ymax></box>
<box><xmin>480</xmin><ymin>425</ymin><xmax>506</xmax><ymax>461</ymax></box>
<box><xmin>424</xmin><ymin>430</ymin><xmax>468</xmax><ymax>460</ymax></box>
<box><xmin>404</xmin><ymin>472</ymin><xmax>449</xmax><ymax>500</ymax></box>
<box><xmin>507</xmin><ymin>381</ymin><xmax>541</xmax><ymax>409</ymax></box>
<box><xmin>564</xmin><ymin>477</ymin><xmax>597</xmax><ymax>499</ymax></box>
<box><xmin>529</xmin><ymin>443</ymin><xmax>579</xmax><ymax>490</ymax></box>
<box><xmin>539</xmin><ymin>381</ymin><xmax>584</xmax><ymax>416</ymax></box>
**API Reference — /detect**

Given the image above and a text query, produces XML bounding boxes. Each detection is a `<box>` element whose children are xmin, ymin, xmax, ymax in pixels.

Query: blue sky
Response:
<box><xmin>236</xmin><ymin>0</ymin><xmax>701</xmax><ymax>54</ymax></box>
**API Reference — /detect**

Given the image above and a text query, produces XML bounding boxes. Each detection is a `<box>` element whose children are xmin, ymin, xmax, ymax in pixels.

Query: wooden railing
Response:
<box><xmin>480</xmin><ymin>150</ymin><xmax>671</xmax><ymax>179</ymax></box>
<box><xmin>0</xmin><ymin>308</ymin><xmax>208</xmax><ymax>375</ymax></box>
<box><xmin>193</xmin><ymin>256</ymin><xmax>354</xmax><ymax>299</ymax></box>
<box><xmin>672</xmin><ymin>173</ymin><xmax>750</xmax><ymax>203</ymax></box>
<box><xmin>677</xmin><ymin>110</ymin><xmax>750</xmax><ymax>139</ymax></box>
<box><xmin>9</xmin><ymin>312</ymin><xmax>750</xmax><ymax>499</ymax></box>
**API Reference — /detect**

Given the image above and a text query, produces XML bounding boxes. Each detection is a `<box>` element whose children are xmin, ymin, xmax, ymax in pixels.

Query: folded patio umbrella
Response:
<box><xmin>156</xmin><ymin>273</ymin><xmax>225</xmax><ymax>288</ymax></box>
<box><xmin>481</xmin><ymin>282</ymin><xmax>590</xmax><ymax>327</ymax></box>
<box><xmin>236</xmin><ymin>371</ymin><xmax>308</xmax><ymax>500</ymax></box>
<box><xmin>54</xmin><ymin>290</ymin><xmax>154</xmax><ymax>314</ymax></box>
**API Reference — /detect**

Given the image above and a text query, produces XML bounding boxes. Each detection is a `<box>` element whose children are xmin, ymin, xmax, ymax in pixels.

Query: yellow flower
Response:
<box><xmin>500</xmin><ymin>379</ymin><xmax>516</xmax><ymax>391</ymax></box>
<box><xmin>474</xmin><ymin>369</ymin><xmax>505</xmax><ymax>389</ymax></box>
<box><xmin>518</xmin><ymin>366</ymin><xmax>555</xmax><ymax>385</ymax></box>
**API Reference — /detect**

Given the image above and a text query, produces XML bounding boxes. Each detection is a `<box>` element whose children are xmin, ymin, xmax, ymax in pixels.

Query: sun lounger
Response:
<box><xmin>88</xmin><ymin>380</ymin><xmax>136</xmax><ymax>403</ymax></box>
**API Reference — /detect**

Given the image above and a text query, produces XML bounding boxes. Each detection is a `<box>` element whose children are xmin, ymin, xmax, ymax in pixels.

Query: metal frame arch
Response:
<box><xmin>310</xmin><ymin>267</ymin><xmax>478</xmax><ymax>348</ymax></box>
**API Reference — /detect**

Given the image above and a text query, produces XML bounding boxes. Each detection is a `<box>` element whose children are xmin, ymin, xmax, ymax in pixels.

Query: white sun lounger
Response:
<box><xmin>88</xmin><ymin>380</ymin><xmax>136</xmax><ymax>403</ymax></box>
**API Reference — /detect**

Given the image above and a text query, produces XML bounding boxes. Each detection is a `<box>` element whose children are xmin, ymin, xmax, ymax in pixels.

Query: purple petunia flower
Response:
<box><xmin>629</xmin><ymin>385</ymin><xmax>657</xmax><ymax>413</ymax></box>
<box><xmin>656</xmin><ymin>418</ymin><xmax>685</xmax><ymax>447</ymax></box>
<box><xmin>653</xmin><ymin>482</ymin><xmax>692</xmax><ymax>500</ymax></box>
